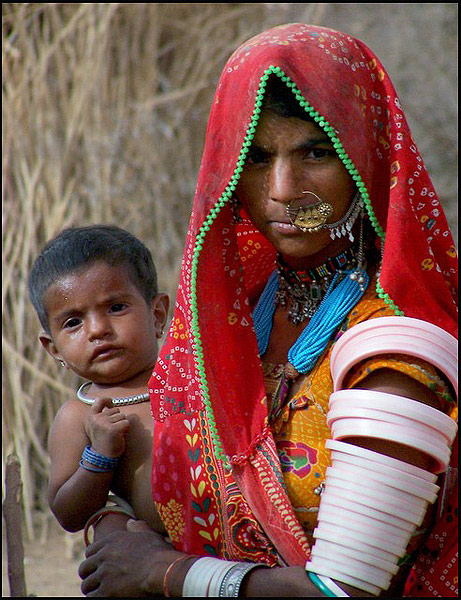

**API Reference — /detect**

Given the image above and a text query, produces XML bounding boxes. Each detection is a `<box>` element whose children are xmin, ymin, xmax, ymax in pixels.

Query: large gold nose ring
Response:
<box><xmin>286</xmin><ymin>191</ymin><xmax>333</xmax><ymax>232</ymax></box>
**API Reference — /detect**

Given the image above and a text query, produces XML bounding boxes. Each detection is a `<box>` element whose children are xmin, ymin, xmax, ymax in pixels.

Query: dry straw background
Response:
<box><xmin>2</xmin><ymin>2</ymin><xmax>458</xmax><ymax>595</ymax></box>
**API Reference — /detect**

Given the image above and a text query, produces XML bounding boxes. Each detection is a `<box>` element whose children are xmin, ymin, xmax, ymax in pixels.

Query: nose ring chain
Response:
<box><xmin>287</xmin><ymin>191</ymin><xmax>363</xmax><ymax>242</ymax></box>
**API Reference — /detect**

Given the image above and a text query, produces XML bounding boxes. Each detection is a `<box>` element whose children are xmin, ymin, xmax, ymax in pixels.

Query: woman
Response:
<box><xmin>80</xmin><ymin>24</ymin><xmax>457</xmax><ymax>597</ymax></box>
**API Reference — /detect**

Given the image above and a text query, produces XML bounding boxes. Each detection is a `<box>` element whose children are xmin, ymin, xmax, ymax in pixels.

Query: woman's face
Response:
<box><xmin>235</xmin><ymin>110</ymin><xmax>356</xmax><ymax>269</ymax></box>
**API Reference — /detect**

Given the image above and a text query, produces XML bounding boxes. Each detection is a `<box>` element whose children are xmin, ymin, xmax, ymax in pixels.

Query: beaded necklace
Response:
<box><xmin>253</xmin><ymin>245</ymin><xmax>369</xmax><ymax>380</ymax></box>
<box><xmin>275</xmin><ymin>245</ymin><xmax>359</xmax><ymax>325</ymax></box>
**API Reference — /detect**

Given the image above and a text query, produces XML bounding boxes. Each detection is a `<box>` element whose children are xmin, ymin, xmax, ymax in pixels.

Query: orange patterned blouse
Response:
<box><xmin>262</xmin><ymin>280</ymin><xmax>456</xmax><ymax>541</ymax></box>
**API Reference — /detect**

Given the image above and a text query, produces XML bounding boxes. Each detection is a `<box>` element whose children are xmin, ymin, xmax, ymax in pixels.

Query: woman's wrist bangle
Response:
<box><xmin>219</xmin><ymin>562</ymin><xmax>266</xmax><ymax>597</ymax></box>
<box><xmin>307</xmin><ymin>571</ymin><xmax>350</xmax><ymax>597</ymax></box>
<box><xmin>164</xmin><ymin>555</ymin><xmax>192</xmax><ymax>597</ymax></box>
<box><xmin>83</xmin><ymin>505</ymin><xmax>136</xmax><ymax>546</ymax></box>
<box><xmin>308</xmin><ymin>571</ymin><xmax>336</xmax><ymax>597</ymax></box>
<box><xmin>316</xmin><ymin>575</ymin><xmax>351</xmax><ymax>597</ymax></box>
<box><xmin>80</xmin><ymin>445</ymin><xmax>120</xmax><ymax>472</ymax></box>
<box><xmin>181</xmin><ymin>556</ymin><xmax>268</xmax><ymax>597</ymax></box>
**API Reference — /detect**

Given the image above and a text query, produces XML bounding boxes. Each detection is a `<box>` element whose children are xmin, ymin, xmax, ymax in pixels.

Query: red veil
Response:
<box><xmin>149</xmin><ymin>24</ymin><xmax>458</xmax><ymax>596</ymax></box>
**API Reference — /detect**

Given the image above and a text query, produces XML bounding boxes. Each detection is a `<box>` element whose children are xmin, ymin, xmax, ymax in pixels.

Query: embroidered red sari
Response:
<box><xmin>149</xmin><ymin>24</ymin><xmax>458</xmax><ymax>596</ymax></box>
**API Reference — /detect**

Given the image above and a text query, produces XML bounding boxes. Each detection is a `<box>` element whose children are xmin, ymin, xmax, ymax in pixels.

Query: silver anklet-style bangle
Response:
<box><xmin>219</xmin><ymin>562</ymin><xmax>267</xmax><ymax>597</ymax></box>
<box><xmin>182</xmin><ymin>556</ymin><xmax>268</xmax><ymax>597</ymax></box>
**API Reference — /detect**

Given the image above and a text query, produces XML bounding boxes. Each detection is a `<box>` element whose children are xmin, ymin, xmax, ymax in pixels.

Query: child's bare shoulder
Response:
<box><xmin>48</xmin><ymin>397</ymin><xmax>91</xmax><ymax>460</ymax></box>
<box><xmin>51</xmin><ymin>397</ymin><xmax>91</xmax><ymax>432</ymax></box>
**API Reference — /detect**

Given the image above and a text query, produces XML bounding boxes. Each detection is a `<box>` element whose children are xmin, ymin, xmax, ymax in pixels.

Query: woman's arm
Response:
<box><xmin>79</xmin><ymin>370</ymin><xmax>450</xmax><ymax>597</ymax></box>
<box><xmin>242</xmin><ymin>565</ymin><xmax>367</xmax><ymax>597</ymax></box>
<box><xmin>48</xmin><ymin>397</ymin><xmax>129</xmax><ymax>532</ymax></box>
<box><xmin>79</xmin><ymin>520</ymin><xmax>332</xmax><ymax>597</ymax></box>
<box><xmin>80</xmin><ymin>521</ymin><xmax>372</xmax><ymax>597</ymax></box>
<box><xmin>91</xmin><ymin>512</ymin><xmax>131</xmax><ymax>542</ymax></box>
<box><xmin>349</xmin><ymin>366</ymin><xmax>444</xmax><ymax>471</ymax></box>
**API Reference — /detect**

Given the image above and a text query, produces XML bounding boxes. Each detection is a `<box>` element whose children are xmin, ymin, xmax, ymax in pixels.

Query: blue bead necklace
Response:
<box><xmin>252</xmin><ymin>257</ymin><xmax>369</xmax><ymax>379</ymax></box>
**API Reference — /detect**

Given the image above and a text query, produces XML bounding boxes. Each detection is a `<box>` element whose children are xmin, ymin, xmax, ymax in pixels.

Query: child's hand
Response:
<box><xmin>87</xmin><ymin>397</ymin><xmax>130</xmax><ymax>458</ymax></box>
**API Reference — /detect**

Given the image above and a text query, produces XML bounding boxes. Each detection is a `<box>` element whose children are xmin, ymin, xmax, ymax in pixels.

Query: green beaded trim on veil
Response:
<box><xmin>190</xmin><ymin>66</ymin><xmax>403</xmax><ymax>462</ymax></box>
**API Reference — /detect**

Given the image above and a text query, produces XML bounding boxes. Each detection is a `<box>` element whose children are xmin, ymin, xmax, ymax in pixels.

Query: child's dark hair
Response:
<box><xmin>28</xmin><ymin>225</ymin><xmax>158</xmax><ymax>334</ymax></box>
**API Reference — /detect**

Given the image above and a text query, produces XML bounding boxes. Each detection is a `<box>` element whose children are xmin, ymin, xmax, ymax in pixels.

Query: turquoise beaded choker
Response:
<box><xmin>253</xmin><ymin>213</ymin><xmax>369</xmax><ymax>379</ymax></box>
<box><xmin>253</xmin><ymin>263</ymin><xmax>369</xmax><ymax>379</ymax></box>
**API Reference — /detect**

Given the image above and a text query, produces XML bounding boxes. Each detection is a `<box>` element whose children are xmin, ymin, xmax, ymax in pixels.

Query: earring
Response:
<box><xmin>59</xmin><ymin>360</ymin><xmax>67</xmax><ymax>368</ymax></box>
<box><xmin>324</xmin><ymin>191</ymin><xmax>363</xmax><ymax>242</ymax></box>
<box><xmin>230</xmin><ymin>196</ymin><xmax>242</xmax><ymax>224</ymax></box>
<box><xmin>349</xmin><ymin>211</ymin><xmax>367</xmax><ymax>291</ymax></box>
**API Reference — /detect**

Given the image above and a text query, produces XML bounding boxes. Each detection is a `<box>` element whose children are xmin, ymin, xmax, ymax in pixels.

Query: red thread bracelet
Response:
<box><xmin>163</xmin><ymin>555</ymin><xmax>191</xmax><ymax>598</ymax></box>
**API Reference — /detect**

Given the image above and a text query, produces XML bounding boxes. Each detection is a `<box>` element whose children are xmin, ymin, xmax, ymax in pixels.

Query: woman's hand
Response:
<box><xmin>86</xmin><ymin>397</ymin><xmax>130</xmax><ymax>458</ymax></box>
<box><xmin>79</xmin><ymin>520</ymin><xmax>366</xmax><ymax>597</ymax></box>
<box><xmin>79</xmin><ymin>519</ymin><xmax>177</xmax><ymax>597</ymax></box>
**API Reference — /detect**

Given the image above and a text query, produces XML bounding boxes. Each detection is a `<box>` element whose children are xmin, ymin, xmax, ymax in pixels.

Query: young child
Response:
<box><xmin>28</xmin><ymin>225</ymin><xmax>169</xmax><ymax>539</ymax></box>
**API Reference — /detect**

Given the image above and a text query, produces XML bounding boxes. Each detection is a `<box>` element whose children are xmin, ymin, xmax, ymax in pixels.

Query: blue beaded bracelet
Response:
<box><xmin>79</xmin><ymin>459</ymin><xmax>111</xmax><ymax>473</ymax></box>
<box><xmin>80</xmin><ymin>445</ymin><xmax>120</xmax><ymax>472</ymax></box>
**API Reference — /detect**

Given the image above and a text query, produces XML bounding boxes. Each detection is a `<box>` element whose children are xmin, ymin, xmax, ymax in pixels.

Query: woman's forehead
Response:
<box><xmin>251</xmin><ymin>111</ymin><xmax>330</xmax><ymax>147</ymax></box>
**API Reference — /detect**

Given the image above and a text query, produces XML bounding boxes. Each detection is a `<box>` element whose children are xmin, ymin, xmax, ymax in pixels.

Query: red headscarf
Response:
<box><xmin>150</xmin><ymin>23</ymin><xmax>458</xmax><ymax>592</ymax></box>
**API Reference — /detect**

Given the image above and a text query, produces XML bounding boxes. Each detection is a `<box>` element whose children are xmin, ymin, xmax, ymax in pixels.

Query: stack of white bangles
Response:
<box><xmin>306</xmin><ymin>317</ymin><xmax>458</xmax><ymax>596</ymax></box>
<box><xmin>182</xmin><ymin>557</ymin><xmax>268</xmax><ymax>597</ymax></box>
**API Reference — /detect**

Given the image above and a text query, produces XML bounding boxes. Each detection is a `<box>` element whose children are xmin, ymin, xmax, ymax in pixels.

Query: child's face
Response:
<box><xmin>39</xmin><ymin>261</ymin><xmax>168</xmax><ymax>386</ymax></box>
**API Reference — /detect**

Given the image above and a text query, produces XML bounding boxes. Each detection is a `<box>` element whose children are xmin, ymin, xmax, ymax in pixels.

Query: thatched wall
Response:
<box><xmin>2</xmin><ymin>3</ymin><xmax>457</xmax><ymax>539</ymax></box>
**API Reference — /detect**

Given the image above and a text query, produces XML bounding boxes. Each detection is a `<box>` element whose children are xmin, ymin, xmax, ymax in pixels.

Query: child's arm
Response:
<box><xmin>48</xmin><ymin>397</ymin><xmax>130</xmax><ymax>532</ymax></box>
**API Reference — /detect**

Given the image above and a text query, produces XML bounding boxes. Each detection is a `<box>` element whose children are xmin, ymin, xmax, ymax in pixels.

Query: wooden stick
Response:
<box><xmin>3</xmin><ymin>453</ymin><xmax>28</xmax><ymax>597</ymax></box>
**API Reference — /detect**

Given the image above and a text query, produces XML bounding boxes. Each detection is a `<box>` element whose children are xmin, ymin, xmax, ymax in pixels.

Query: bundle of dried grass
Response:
<box><xmin>1</xmin><ymin>1</ymin><xmax>304</xmax><ymax>539</ymax></box>
<box><xmin>2</xmin><ymin>3</ymin><xmax>457</xmax><ymax>541</ymax></box>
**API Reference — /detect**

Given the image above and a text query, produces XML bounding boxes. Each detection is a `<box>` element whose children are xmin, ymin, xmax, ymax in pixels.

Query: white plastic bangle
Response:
<box><xmin>317</xmin><ymin>574</ymin><xmax>351</xmax><ymax>597</ymax></box>
<box><xmin>329</xmin><ymin>316</ymin><xmax>458</xmax><ymax>395</ymax></box>
<box><xmin>328</xmin><ymin>389</ymin><xmax>457</xmax><ymax>444</ymax></box>
<box><xmin>317</xmin><ymin>503</ymin><xmax>412</xmax><ymax>549</ymax></box>
<box><xmin>329</xmin><ymin>455</ymin><xmax>440</xmax><ymax>499</ymax></box>
<box><xmin>181</xmin><ymin>557</ymin><xmax>208</xmax><ymax>596</ymax></box>
<box><xmin>319</xmin><ymin>493</ymin><xmax>415</xmax><ymax>533</ymax></box>
<box><xmin>327</xmin><ymin>406</ymin><xmax>452</xmax><ymax>449</ymax></box>
<box><xmin>183</xmin><ymin>557</ymin><xmax>227</xmax><ymax>596</ymax></box>
<box><xmin>330</xmin><ymin>418</ymin><xmax>450</xmax><ymax>473</ymax></box>
<box><xmin>326</xmin><ymin>460</ymin><xmax>438</xmax><ymax>503</ymax></box>
<box><xmin>181</xmin><ymin>557</ymin><xmax>264</xmax><ymax>597</ymax></box>
<box><xmin>325</xmin><ymin>466</ymin><xmax>431</xmax><ymax>509</ymax></box>
<box><xmin>313</xmin><ymin>524</ymin><xmax>399</xmax><ymax>564</ymax></box>
<box><xmin>309</xmin><ymin>553</ymin><xmax>391</xmax><ymax>590</ymax></box>
<box><xmin>312</xmin><ymin>538</ymin><xmax>399</xmax><ymax>575</ymax></box>
<box><xmin>319</xmin><ymin>477</ymin><xmax>427</xmax><ymax>525</ymax></box>
<box><xmin>310</xmin><ymin>548</ymin><xmax>393</xmax><ymax>588</ymax></box>
<box><xmin>326</xmin><ymin>439</ymin><xmax>438</xmax><ymax>483</ymax></box>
